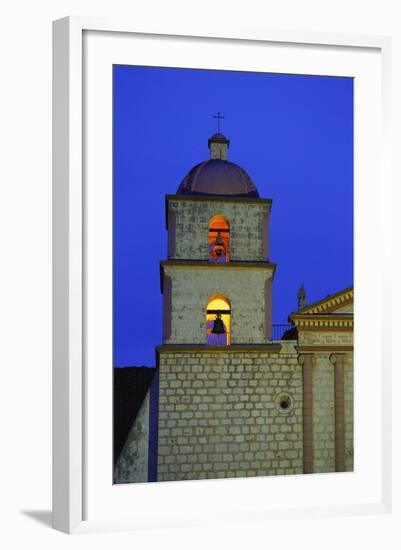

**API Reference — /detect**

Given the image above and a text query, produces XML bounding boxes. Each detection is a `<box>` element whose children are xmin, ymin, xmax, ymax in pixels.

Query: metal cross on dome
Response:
<box><xmin>213</xmin><ymin>111</ymin><xmax>224</xmax><ymax>133</ymax></box>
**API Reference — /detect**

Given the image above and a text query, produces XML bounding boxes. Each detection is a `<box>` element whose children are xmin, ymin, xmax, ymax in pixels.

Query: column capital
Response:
<box><xmin>329</xmin><ymin>353</ymin><xmax>346</xmax><ymax>366</ymax></box>
<box><xmin>298</xmin><ymin>353</ymin><xmax>315</xmax><ymax>366</ymax></box>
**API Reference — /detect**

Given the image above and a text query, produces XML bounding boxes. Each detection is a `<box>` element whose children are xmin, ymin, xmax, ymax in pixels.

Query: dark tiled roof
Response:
<box><xmin>113</xmin><ymin>366</ymin><xmax>156</xmax><ymax>465</ymax></box>
<box><xmin>209</xmin><ymin>132</ymin><xmax>229</xmax><ymax>142</ymax></box>
<box><xmin>176</xmin><ymin>159</ymin><xmax>259</xmax><ymax>197</ymax></box>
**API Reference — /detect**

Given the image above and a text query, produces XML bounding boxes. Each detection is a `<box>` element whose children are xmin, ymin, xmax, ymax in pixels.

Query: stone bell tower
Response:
<box><xmin>160</xmin><ymin>132</ymin><xmax>276</xmax><ymax>345</ymax></box>
<box><xmin>155</xmin><ymin>132</ymin><xmax>304</xmax><ymax>482</ymax></box>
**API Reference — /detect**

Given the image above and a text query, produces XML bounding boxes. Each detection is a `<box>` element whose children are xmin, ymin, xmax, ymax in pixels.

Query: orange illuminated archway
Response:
<box><xmin>208</xmin><ymin>215</ymin><xmax>230</xmax><ymax>262</ymax></box>
<box><xmin>206</xmin><ymin>294</ymin><xmax>231</xmax><ymax>345</ymax></box>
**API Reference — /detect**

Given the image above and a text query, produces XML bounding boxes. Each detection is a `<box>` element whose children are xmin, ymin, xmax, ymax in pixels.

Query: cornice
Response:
<box><xmin>165</xmin><ymin>194</ymin><xmax>272</xmax><ymax>205</ymax></box>
<box><xmin>156</xmin><ymin>343</ymin><xmax>282</xmax><ymax>354</ymax></box>
<box><xmin>290</xmin><ymin>316</ymin><xmax>353</xmax><ymax>331</ymax></box>
<box><xmin>297</xmin><ymin>345</ymin><xmax>353</xmax><ymax>353</ymax></box>
<box><xmin>161</xmin><ymin>259</ymin><xmax>276</xmax><ymax>270</ymax></box>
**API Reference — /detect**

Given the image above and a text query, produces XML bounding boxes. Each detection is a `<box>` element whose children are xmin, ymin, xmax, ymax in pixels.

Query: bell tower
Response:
<box><xmin>160</xmin><ymin>133</ymin><xmax>276</xmax><ymax>345</ymax></box>
<box><xmin>154</xmin><ymin>132</ymin><xmax>304</xmax><ymax>483</ymax></box>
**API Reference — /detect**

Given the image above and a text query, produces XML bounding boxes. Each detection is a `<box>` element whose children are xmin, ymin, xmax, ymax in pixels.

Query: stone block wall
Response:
<box><xmin>163</xmin><ymin>265</ymin><xmax>274</xmax><ymax>344</ymax></box>
<box><xmin>157</xmin><ymin>343</ymin><xmax>303</xmax><ymax>481</ymax></box>
<box><xmin>167</xmin><ymin>199</ymin><xmax>270</xmax><ymax>261</ymax></box>
<box><xmin>114</xmin><ymin>341</ymin><xmax>353</xmax><ymax>483</ymax></box>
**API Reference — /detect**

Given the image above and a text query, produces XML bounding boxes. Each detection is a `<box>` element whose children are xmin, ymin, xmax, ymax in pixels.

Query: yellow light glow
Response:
<box><xmin>207</xmin><ymin>297</ymin><xmax>230</xmax><ymax>311</ymax></box>
<box><xmin>206</xmin><ymin>295</ymin><xmax>231</xmax><ymax>344</ymax></box>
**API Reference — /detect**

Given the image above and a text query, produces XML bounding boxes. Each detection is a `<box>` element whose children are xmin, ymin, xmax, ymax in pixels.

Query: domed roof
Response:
<box><xmin>177</xmin><ymin>159</ymin><xmax>259</xmax><ymax>197</ymax></box>
<box><xmin>176</xmin><ymin>133</ymin><xmax>259</xmax><ymax>197</ymax></box>
<box><xmin>208</xmin><ymin>132</ymin><xmax>228</xmax><ymax>142</ymax></box>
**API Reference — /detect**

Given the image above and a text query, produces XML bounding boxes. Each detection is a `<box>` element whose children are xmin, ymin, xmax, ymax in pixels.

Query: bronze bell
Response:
<box><xmin>212</xmin><ymin>312</ymin><xmax>226</xmax><ymax>334</ymax></box>
<box><xmin>213</xmin><ymin>231</ymin><xmax>225</xmax><ymax>257</ymax></box>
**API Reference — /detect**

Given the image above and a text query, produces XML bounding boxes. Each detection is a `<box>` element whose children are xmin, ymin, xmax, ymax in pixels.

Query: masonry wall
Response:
<box><xmin>164</xmin><ymin>265</ymin><xmax>274</xmax><ymax>344</ymax></box>
<box><xmin>298</xmin><ymin>329</ymin><xmax>353</xmax><ymax>473</ymax></box>
<box><xmin>157</xmin><ymin>343</ymin><xmax>303</xmax><ymax>481</ymax></box>
<box><xmin>167</xmin><ymin>199</ymin><xmax>270</xmax><ymax>261</ymax></box>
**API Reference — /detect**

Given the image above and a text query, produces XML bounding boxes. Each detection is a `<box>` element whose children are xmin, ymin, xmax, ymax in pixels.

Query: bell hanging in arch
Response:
<box><xmin>212</xmin><ymin>231</ymin><xmax>226</xmax><ymax>258</ymax></box>
<box><xmin>211</xmin><ymin>312</ymin><xmax>226</xmax><ymax>334</ymax></box>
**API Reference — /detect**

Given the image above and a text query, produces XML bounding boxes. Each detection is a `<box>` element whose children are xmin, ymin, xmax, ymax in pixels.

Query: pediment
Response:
<box><xmin>296</xmin><ymin>287</ymin><xmax>353</xmax><ymax>316</ymax></box>
<box><xmin>289</xmin><ymin>287</ymin><xmax>353</xmax><ymax>331</ymax></box>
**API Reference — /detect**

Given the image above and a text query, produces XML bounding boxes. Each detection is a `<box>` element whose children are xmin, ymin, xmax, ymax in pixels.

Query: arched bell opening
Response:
<box><xmin>206</xmin><ymin>294</ymin><xmax>231</xmax><ymax>346</ymax></box>
<box><xmin>208</xmin><ymin>215</ymin><xmax>230</xmax><ymax>262</ymax></box>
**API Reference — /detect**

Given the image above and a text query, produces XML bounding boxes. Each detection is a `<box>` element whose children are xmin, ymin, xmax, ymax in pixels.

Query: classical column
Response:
<box><xmin>299</xmin><ymin>353</ymin><xmax>314</xmax><ymax>474</ymax></box>
<box><xmin>330</xmin><ymin>354</ymin><xmax>346</xmax><ymax>472</ymax></box>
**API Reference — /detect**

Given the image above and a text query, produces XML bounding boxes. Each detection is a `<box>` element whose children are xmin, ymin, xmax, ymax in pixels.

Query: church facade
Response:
<box><xmin>114</xmin><ymin>133</ymin><xmax>353</xmax><ymax>483</ymax></box>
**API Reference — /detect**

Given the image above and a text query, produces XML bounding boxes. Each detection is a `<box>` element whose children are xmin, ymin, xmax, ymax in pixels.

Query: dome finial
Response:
<box><xmin>209</xmin><ymin>112</ymin><xmax>230</xmax><ymax>160</ymax></box>
<box><xmin>213</xmin><ymin>111</ymin><xmax>224</xmax><ymax>133</ymax></box>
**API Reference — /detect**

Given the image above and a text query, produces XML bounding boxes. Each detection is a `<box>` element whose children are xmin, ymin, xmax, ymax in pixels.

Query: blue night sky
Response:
<box><xmin>113</xmin><ymin>65</ymin><xmax>353</xmax><ymax>368</ymax></box>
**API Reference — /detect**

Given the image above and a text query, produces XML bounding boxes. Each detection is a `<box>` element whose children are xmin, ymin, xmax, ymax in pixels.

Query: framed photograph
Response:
<box><xmin>53</xmin><ymin>17</ymin><xmax>392</xmax><ymax>534</ymax></box>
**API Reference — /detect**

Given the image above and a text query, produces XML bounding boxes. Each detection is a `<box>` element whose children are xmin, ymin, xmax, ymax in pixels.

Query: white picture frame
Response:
<box><xmin>52</xmin><ymin>16</ymin><xmax>392</xmax><ymax>534</ymax></box>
